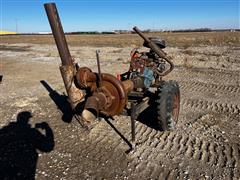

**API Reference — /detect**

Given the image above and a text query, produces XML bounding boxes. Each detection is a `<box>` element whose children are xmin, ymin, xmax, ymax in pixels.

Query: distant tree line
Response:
<box><xmin>171</xmin><ymin>28</ymin><xmax>212</xmax><ymax>32</ymax></box>
<box><xmin>68</xmin><ymin>31</ymin><xmax>115</xmax><ymax>35</ymax></box>
<box><xmin>1</xmin><ymin>28</ymin><xmax>239</xmax><ymax>36</ymax></box>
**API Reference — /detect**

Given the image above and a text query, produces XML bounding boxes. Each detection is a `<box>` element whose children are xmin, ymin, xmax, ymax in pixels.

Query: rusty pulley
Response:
<box><xmin>76</xmin><ymin>68</ymin><xmax>128</xmax><ymax>117</ymax></box>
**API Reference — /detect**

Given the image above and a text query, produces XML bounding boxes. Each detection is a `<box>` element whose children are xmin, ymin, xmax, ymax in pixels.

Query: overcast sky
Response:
<box><xmin>1</xmin><ymin>0</ymin><xmax>239</xmax><ymax>33</ymax></box>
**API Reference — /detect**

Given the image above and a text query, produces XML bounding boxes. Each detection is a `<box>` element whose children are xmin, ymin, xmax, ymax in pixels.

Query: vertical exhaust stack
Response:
<box><xmin>44</xmin><ymin>3</ymin><xmax>84</xmax><ymax>109</ymax></box>
<box><xmin>44</xmin><ymin>3</ymin><xmax>71</xmax><ymax>66</ymax></box>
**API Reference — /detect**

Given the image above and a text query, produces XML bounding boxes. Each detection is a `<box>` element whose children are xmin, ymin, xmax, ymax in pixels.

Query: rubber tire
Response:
<box><xmin>156</xmin><ymin>80</ymin><xmax>180</xmax><ymax>131</ymax></box>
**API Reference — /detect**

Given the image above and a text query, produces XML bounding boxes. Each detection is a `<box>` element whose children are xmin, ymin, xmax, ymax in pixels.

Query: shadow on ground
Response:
<box><xmin>137</xmin><ymin>105</ymin><xmax>160</xmax><ymax>131</ymax></box>
<box><xmin>0</xmin><ymin>111</ymin><xmax>54</xmax><ymax>179</ymax></box>
<box><xmin>40</xmin><ymin>80</ymin><xmax>74</xmax><ymax>123</ymax></box>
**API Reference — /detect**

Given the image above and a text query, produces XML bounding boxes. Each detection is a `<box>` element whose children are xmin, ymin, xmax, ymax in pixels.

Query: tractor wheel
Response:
<box><xmin>156</xmin><ymin>80</ymin><xmax>180</xmax><ymax>131</ymax></box>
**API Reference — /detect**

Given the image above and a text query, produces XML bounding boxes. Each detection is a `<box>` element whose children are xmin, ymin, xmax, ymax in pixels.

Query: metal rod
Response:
<box><xmin>96</xmin><ymin>50</ymin><xmax>102</xmax><ymax>87</ymax></box>
<box><xmin>44</xmin><ymin>3</ymin><xmax>72</xmax><ymax>66</ymax></box>
<box><xmin>131</xmin><ymin>102</ymin><xmax>136</xmax><ymax>143</ymax></box>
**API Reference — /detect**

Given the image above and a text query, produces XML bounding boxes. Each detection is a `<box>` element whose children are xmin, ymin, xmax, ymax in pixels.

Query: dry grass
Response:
<box><xmin>182</xmin><ymin>49</ymin><xmax>222</xmax><ymax>57</ymax></box>
<box><xmin>1</xmin><ymin>32</ymin><xmax>239</xmax><ymax>48</ymax></box>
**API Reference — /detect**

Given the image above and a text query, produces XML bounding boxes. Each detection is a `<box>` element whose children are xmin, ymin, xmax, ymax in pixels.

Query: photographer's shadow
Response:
<box><xmin>0</xmin><ymin>111</ymin><xmax>54</xmax><ymax>179</ymax></box>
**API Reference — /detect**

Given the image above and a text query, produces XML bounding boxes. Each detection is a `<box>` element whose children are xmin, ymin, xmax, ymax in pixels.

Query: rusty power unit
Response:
<box><xmin>44</xmin><ymin>3</ymin><xmax>180</xmax><ymax>144</ymax></box>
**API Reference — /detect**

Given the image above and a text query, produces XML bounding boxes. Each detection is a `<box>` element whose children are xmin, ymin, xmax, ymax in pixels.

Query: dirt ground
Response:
<box><xmin>0</xmin><ymin>32</ymin><xmax>240</xmax><ymax>179</ymax></box>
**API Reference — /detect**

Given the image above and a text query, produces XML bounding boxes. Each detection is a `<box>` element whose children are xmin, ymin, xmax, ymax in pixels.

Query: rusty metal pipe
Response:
<box><xmin>44</xmin><ymin>3</ymin><xmax>72</xmax><ymax>66</ymax></box>
<box><xmin>84</xmin><ymin>92</ymin><xmax>107</xmax><ymax>114</ymax></box>
<box><xmin>133</xmin><ymin>26</ymin><xmax>174</xmax><ymax>76</ymax></box>
<box><xmin>59</xmin><ymin>65</ymin><xmax>84</xmax><ymax>109</ymax></box>
<box><xmin>82</xmin><ymin>92</ymin><xmax>108</xmax><ymax>123</ymax></box>
<box><xmin>122</xmin><ymin>80</ymin><xmax>134</xmax><ymax>94</ymax></box>
<box><xmin>44</xmin><ymin>3</ymin><xmax>84</xmax><ymax>109</ymax></box>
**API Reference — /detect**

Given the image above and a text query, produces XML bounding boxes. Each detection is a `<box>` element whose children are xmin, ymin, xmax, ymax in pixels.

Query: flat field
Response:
<box><xmin>1</xmin><ymin>31</ymin><xmax>240</xmax><ymax>47</ymax></box>
<box><xmin>0</xmin><ymin>32</ymin><xmax>240</xmax><ymax>179</ymax></box>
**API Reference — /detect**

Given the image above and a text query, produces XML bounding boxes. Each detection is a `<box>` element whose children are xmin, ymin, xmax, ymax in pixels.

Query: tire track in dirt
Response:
<box><xmin>77</xmin><ymin>123</ymin><xmax>119</xmax><ymax>157</ymax></box>
<box><xmin>204</xmin><ymin>70</ymin><xmax>240</xmax><ymax>84</ymax></box>
<box><xmin>179</xmin><ymin>81</ymin><xmax>240</xmax><ymax>95</ymax></box>
<box><xmin>181</xmin><ymin>98</ymin><xmax>240</xmax><ymax>114</ymax></box>
<box><xmin>129</xmin><ymin>122</ymin><xmax>240</xmax><ymax>179</ymax></box>
<box><xmin>87</xmin><ymin>127</ymin><xmax>123</xmax><ymax>160</ymax></box>
<box><xmin>174</xmin><ymin>69</ymin><xmax>240</xmax><ymax>85</ymax></box>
